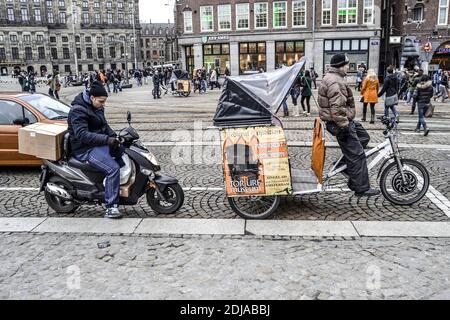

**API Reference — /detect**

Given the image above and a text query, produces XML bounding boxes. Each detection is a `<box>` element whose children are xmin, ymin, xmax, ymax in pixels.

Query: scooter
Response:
<box><xmin>39</xmin><ymin>112</ymin><xmax>184</xmax><ymax>215</ymax></box>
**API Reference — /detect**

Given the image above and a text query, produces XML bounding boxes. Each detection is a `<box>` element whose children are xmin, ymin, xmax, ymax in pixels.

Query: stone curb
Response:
<box><xmin>3</xmin><ymin>217</ymin><xmax>450</xmax><ymax>238</ymax></box>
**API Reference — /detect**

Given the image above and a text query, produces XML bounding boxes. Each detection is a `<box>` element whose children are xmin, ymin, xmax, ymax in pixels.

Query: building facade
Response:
<box><xmin>0</xmin><ymin>0</ymin><xmax>141</xmax><ymax>77</ymax></box>
<box><xmin>381</xmin><ymin>0</ymin><xmax>450</xmax><ymax>75</ymax></box>
<box><xmin>175</xmin><ymin>0</ymin><xmax>382</xmax><ymax>79</ymax></box>
<box><xmin>140</xmin><ymin>22</ymin><xmax>179</xmax><ymax>67</ymax></box>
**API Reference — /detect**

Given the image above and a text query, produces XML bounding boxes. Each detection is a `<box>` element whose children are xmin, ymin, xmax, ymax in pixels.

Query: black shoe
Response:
<box><xmin>354</xmin><ymin>188</ymin><xmax>380</xmax><ymax>197</ymax></box>
<box><xmin>424</xmin><ymin>128</ymin><xmax>430</xmax><ymax>136</ymax></box>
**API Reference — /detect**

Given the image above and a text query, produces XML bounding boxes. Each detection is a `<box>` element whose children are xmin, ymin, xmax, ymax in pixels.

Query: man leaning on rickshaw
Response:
<box><xmin>317</xmin><ymin>53</ymin><xmax>380</xmax><ymax>197</ymax></box>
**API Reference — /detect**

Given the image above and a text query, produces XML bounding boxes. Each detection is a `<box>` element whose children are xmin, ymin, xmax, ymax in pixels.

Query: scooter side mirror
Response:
<box><xmin>127</xmin><ymin>111</ymin><xmax>131</xmax><ymax>125</ymax></box>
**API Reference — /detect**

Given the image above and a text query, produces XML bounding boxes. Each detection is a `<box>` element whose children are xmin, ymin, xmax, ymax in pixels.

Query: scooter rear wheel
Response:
<box><xmin>228</xmin><ymin>195</ymin><xmax>280</xmax><ymax>220</ymax></box>
<box><xmin>44</xmin><ymin>176</ymin><xmax>79</xmax><ymax>214</ymax></box>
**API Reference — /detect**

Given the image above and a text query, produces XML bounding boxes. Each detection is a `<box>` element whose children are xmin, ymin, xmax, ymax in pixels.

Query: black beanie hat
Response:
<box><xmin>330</xmin><ymin>53</ymin><xmax>350</xmax><ymax>68</ymax></box>
<box><xmin>89</xmin><ymin>81</ymin><xmax>108</xmax><ymax>97</ymax></box>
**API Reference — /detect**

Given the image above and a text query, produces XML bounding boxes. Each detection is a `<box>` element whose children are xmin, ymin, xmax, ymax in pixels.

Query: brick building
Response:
<box><xmin>140</xmin><ymin>22</ymin><xmax>179</xmax><ymax>67</ymax></box>
<box><xmin>0</xmin><ymin>0</ymin><xmax>141</xmax><ymax>77</ymax></box>
<box><xmin>381</xmin><ymin>0</ymin><xmax>450</xmax><ymax>74</ymax></box>
<box><xmin>174</xmin><ymin>0</ymin><xmax>383</xmax><ymax>79</ymax></box>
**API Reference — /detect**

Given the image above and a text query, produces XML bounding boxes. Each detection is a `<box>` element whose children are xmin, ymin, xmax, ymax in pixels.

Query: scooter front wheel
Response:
<box><xmin>146</xmin><ymin>183</ymin><xmax>184</xmax><ymax>214</ymax></box>
<box><xmin>228</xmin><ymin>195</ymin><xmax>280</xmax><ymax>220</ymax></box>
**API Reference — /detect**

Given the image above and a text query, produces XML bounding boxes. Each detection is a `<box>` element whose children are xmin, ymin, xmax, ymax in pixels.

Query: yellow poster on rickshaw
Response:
<box><xmin>220</xmin><ymin>126</ymin><xmax>292</xmax><ymax>197</ymax></box>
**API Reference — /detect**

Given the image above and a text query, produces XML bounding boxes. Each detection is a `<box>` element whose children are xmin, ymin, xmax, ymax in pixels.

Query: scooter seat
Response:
<box><xmin>68</xmin><ymin>157</ymin><xmax>98</xmax><ymax>172</ymax></box>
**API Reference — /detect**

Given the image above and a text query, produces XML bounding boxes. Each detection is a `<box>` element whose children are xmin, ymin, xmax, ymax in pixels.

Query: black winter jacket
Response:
<box><xmin>68</xmin><ymin>90</ymin><xmax>116</xmax><ymax>155</ymax></box>
<box><xmin>413</xmin><ymin>81</ymin><xmax>434</xmax><ymax>105</ymax></box>
<box><xmin>378</xmin><ymin>74</ymin><xmax>399</xmax><ymax>98</ymax></box>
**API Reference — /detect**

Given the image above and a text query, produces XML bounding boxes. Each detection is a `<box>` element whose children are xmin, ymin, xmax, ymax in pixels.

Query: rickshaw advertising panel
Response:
<box><xmin>220</xmin><ymin>126</ymin><xmax>292</xmax><ymax>197</ymax></box>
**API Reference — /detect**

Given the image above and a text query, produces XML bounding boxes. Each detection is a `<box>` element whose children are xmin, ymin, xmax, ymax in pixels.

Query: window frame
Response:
<box><xmin>254</xmin><ymin>2</ymin><xmax>268</xmax><ymax>29</ymax></box>
<box><xmin>273</xmin><ymin>1</ymin><xmax>287</xmax><ymax>29</ymax></box>
<box><xmin>363</xmin><ymin>0</ymin><xmax>374</xmax><ymax>24</ymax></box>
<box><xmin>200</xmin><ymin>5</ymin><xmax>214</xmax><ymax>32</ymax></box>
<box><xmin>236</xmin><ymin>3</ymin><xmax>250</xmax><ymax>30</ymax></box>
<box><xmin>438</xmin><ymin>0</ymin><xmax>449</xmax><ymax>25</ymax></box>
<box><xmin>218</xmin><ymin>5</ymin><xmax>232</xmax><ymax>31</ymax></box>
<box><xmin>292</xmin><ymin>0</ymin><xmax>307</xmax><ymax>28</ymax></box>
<box><xmin>183</xmin><ymin>10</ymin><xmax>193</xmax><ymax>33</ymax></box>
<box><xmin>337</xmin><ymin>0</ymin><xmax>358</xmax><ymax>25</ymax></box>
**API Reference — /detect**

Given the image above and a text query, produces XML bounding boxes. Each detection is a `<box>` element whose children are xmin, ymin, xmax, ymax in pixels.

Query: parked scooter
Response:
<box><xmin>39</xmin><ymin>112</ymin><xmax>184</xmax><ymax>214</ymax></box>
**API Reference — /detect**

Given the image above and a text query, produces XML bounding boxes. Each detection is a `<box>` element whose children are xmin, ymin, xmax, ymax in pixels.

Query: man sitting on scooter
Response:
<box><xmin>318</xmin><ymin>53</ymin><xmax>380</xmax><ymax>197</ymax></box>
<box><xmin>68</xmin><ymin>81</ymin><xmax>124</xmax><ymax>219</ymax></box>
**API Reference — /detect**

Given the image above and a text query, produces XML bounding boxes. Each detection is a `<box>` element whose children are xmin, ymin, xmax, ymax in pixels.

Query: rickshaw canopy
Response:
<box><xmin>213</xmin><ymin>60</ymin><xmax>305</xmax><ymax>127</ymax></box>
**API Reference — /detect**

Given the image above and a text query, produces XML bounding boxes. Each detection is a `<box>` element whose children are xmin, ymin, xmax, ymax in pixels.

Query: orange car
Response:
<box><xmin>0</xmin><ymin>92</ymin><xmax>69</xmax><ymax>166</ymax></box>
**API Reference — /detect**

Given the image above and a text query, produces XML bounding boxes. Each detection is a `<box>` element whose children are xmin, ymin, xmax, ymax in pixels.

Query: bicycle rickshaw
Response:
<box><xmin>213</xmin><ymin>61</ymin><xmax>430</xmax><ymax>219</ymax></box>
<box><xmin>169</xmin><ymin>69</ymin><xmax>191</xmax><ymax>97</ymax></box>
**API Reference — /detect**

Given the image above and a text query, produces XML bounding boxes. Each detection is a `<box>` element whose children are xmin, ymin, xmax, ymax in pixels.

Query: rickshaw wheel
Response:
<box><xmin>228</xmin><ymin>195</ymin><xmax>280</xmax><ymax>220</ymax></box>
<box><xmin>181</xmin><ymin>92</ymin><xmax>190</xmax><ymax>97</ymax></box>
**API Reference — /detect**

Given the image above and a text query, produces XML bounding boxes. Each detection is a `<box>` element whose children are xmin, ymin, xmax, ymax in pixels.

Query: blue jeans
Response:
<box><xmin>417</xmin><ymin>104</ymin><xmax>428</xmax><ymax>130</ymax></box>
<box><xmin>282</xmin><ymin>100</ymin><xmax>289</xmax><ymax>116</ymax></box>
<box><xmin>75</xmin><ymin>146</ymin><xmax>121</xmax><ymax>207</ymax></box>
<box><xmin>201</xmin><ymin>80</ymin><xmax>207</xmax><ymax>92</ymax></box>
<box><xmin>384</xmin><ymin>103</ymin><xmax>398</xmax><ymax>118</ymax></box>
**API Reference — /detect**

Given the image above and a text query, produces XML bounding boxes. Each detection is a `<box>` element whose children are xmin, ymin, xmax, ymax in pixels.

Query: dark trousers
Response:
<box><xmin>362</xmin><ymin>103</ymin><xmax>375</xmax><ymax>119</ymax></box>
<box><xmin>75</xmin><ymin>146</ymin><xmax>121</xmax><ymax>208</ymax></box>
<box><xmin>49</xmin><ymin>88</ymin><xmax>59</xmax><ymax>100</ymax></box>
<box><xmin>153</xmin><ymin>84</ymin><xmax>161</xmax><ymax>98</ymax></box>
<box><xmin>326</xmin><ymin>121</ymin><xmax>370</xmax><ymax>193</ymax></box>
<box><xmin>301</xmin><ymin>95</ymin><xmax>311</xmax><ymax>113</ymax></box>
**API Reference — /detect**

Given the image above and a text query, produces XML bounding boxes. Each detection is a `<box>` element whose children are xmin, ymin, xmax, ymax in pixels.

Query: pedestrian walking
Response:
<box><xmin>310</xmin><ymin>67</ymin><xmax>318</xmax><ymax>89</ymax></box>
<box><xmin>410</xmin><ymin>69</ymin><xmax>424</xmax><ymax>114</ymax></box>
<box><xmin>301</xmin><ymin>70</ymin><xmax>313</xmax><ymax>116</ymax></box>
<box><xmin>360</xmin><ymin>69</ymin><xmax>379</xmax><ymax>124</ymax></box>
<box><xmin>413</xmin><ymin>75</ymin><xmax>433</xmax><ymax>136</ymax></box>
<box><xmin>378</xmin><ymin>66</ymin><xmax>399</xmax><ymax>121</ymax></box>
<box><xmin>153</xmin><ymin>70</ymin><xmax>161</xmax><ymax>99</ymax></box>
<box><xmin>290</xmin><ymin>76</ymin><xmax>302</xmax><ymax>117</ymax></box>
<box><xmin>434</xmin><ymin>70</ymin><xmax>449</xmax><ymax>102</ymax></box>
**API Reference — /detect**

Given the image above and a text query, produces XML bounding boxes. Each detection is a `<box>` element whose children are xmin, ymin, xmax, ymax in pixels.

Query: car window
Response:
<box><xmin>0</xmin><ymin>100</ymin><xmax>24</xmax><ymax>125</ymax></box>
<box><xmin>24</xmin><ymin>107</ymin><xmax>38</xmax><ymax>124</ymax></box>
<box><xmin>21</xmin><ymin>94</ymin><xmax>70</xmax><ymax>120</ymax></box>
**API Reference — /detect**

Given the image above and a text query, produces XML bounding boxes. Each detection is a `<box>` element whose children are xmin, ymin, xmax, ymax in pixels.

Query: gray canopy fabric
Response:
<box><xmin>213</xmin><ymin>60</ymin><xmax>305</xmax><ymax>127</ymax></box>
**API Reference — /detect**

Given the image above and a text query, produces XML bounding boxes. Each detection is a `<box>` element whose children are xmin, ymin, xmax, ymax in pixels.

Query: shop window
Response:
<box><xmin>323</xmin><ymin>39</ymin><xmax>368</xmax><ymax>73</ymax></box>
<box><xmin>203</xmin><ymin>43</ymin><xmax>231</xmax><ymax>75</ymax></box>
<box><xmin>275</xmin><ymin>41</ymin><xmax>305</xmax><ymax>68</ymax></box>
<box><xmin>239</xmin><ymin>42</ymin><xmax>266</xmax><ymax>74</ymax></box>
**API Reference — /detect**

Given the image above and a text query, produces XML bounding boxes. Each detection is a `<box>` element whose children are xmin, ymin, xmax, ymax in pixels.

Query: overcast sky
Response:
<box><xmin>139</xmin><ymin>0</ymin><xmax>174</xmax><ymax>23</ymax></box>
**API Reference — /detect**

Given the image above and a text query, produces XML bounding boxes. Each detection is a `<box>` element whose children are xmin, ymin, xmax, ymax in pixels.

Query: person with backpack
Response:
<box><xmin>413</xmin><ymin>75</ymin><xmax>433</xmax><ymax>136</ymax></box>
<box><xmin>378</xmin><ymin>66</ymin><xmax>399</xmax><ymax>121</ymax></box>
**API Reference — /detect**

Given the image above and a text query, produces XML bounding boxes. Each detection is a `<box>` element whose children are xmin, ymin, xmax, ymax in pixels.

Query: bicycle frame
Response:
<box><xmin>322</xmin><ymin>131</ymin><xmax>403</xmax><ymax>189</ymax></box>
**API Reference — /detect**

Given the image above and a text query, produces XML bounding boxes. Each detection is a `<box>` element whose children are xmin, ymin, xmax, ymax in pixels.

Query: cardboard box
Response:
<box><xmin>18</xmin><ymin>123</ymin><xmax>68</xmax><ymax>161</ymax></box>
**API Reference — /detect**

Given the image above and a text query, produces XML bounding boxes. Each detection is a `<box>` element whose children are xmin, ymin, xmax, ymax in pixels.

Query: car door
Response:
<box><xmin>0</xmin><ymin>99</ymin><xmax>38</xmax><ymax>165</ymax></box>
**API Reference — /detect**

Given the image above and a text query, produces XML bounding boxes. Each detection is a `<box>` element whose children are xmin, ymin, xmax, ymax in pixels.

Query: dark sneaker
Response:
<box><xmin>354</xmin><ymin>188</ymin><xmax>380</xmax><ymax>197</ymax></box>
<box><xmin>424</xmin><ymin>128</ymin><xmax>430</xmax><ymax>136</ymax></box>
<box><xmin>105</xmin><ymin>205</ymin><xmax>123</xmax><ymax>219</ymax></box>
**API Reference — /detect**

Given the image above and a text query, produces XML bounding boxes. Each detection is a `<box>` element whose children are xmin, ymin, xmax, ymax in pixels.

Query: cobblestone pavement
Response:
<box><xmin>0</xmin><ymin>146</ymin><xmax>448</xmax><ymax>221</ymax></box>
<box><xmin>1</xmin><ymin>232</ymin><xmax>450</xmax><ymax>300</ymax></box>
<box><xmin>2</xmin><ymin>79</ymin><xmax>450</xmax><ymax>301</ymax></box>
<box><xmin>1</xmin><ymin>82</ymin><xmax>450</xmax><ymax>221</ymax></box>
